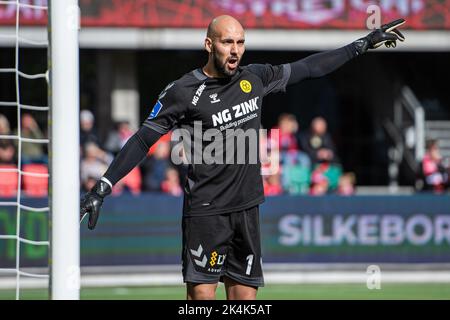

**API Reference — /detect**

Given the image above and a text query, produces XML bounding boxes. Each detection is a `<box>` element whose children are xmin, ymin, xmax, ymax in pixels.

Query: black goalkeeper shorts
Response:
<box><xmin>181</xmin><ymin>205</ymin><xmax>264</xmax><ymax>287</ymax></box>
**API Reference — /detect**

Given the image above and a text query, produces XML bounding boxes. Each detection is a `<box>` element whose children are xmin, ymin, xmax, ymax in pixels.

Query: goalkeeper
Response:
<box><xmin>80</xmin><ymin>15</ymin><xmax>405</xmax><ymax>300</ymax></box>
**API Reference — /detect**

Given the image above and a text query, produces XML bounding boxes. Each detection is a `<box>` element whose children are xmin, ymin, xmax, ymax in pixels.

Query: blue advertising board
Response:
<box><xmin>0</xmin><ymin>194</ymin><xmax>449</xmax><ymax>267</ymax></box>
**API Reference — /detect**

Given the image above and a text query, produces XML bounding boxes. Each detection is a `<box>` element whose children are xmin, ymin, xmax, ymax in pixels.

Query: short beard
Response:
<box><xmin>212</xmin><ymin>48</ymin><xmax>238</xmax><ymax>78</ymax></box>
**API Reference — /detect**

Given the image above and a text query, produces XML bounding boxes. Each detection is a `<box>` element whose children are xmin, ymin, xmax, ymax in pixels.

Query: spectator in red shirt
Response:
<box><xmin>263</xmin><ymin>172</ymin><xmax>283</xmax><ymax>196</ymax></box>
<box><xmin>420</xmin><ymin>139</ymin><xmax>449</xmax><ymax>193</ymax></box>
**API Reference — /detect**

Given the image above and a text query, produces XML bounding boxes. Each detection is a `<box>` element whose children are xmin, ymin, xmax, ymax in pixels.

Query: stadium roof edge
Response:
<box><xmin>1</xmin><ymin>27</ymin><xmax>449</xmax><ymax>51</ymax></box>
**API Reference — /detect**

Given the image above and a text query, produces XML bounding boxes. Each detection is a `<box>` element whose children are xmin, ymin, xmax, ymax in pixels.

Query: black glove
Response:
<box><xmin>354</xmin><ymin>18</ymin><xmax>406</xmax><ymax>55</ymax></box>
<box><xmin>80</xmin><ymin>179</ymin><xmax>112</xmax><ymax>230</ymax></box>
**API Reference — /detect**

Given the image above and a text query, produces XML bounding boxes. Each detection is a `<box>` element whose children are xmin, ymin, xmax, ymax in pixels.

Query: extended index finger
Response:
<box><xmin>382</xmin><ymin>18</ymin><xmax>406</xmax><ymax>33</ymax></box>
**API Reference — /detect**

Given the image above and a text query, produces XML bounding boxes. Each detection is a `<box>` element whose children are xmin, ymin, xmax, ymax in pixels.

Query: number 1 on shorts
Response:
<box><xmin>245</xmin><ymin>254</ymin><xmax>254</xmax><ymax>275</ymax></box>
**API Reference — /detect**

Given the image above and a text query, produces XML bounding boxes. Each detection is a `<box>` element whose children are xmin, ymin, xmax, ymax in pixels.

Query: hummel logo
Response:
<box><xmin>190</xmin><ymin>244</ymin><xmax>203</xmax><ymax>257</ymax></box>
<box><xmin>195</xmin><ymin>255</ymin><xmax>208</xmax><ymax>267</ymax></box>
<box><xmin>190</xmin><ymin>244</ymin><xmax>207</xmax><ymax>267</ymax></box>
<box><xmin>209</xmin><ymin>93</ymin><xmax>221</xmax><ymax>104</ymax></box>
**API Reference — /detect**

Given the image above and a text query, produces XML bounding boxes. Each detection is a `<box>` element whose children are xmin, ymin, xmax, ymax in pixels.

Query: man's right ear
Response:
<box><xmin>204</xmin><ymin>37</ymin><xmax>212</xmax><ymax>53</ymax></box>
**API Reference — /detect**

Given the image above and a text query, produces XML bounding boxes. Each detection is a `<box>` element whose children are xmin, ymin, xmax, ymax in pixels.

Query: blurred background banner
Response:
<box><xmin>1</xmin><ymin>194</ymin><xmax>449</xmax><ymax>268</ymax></box>
<box><xmin>0</xmin><ymin>0</ymin><xmax>449</xmax><ymax>29</ymax></box>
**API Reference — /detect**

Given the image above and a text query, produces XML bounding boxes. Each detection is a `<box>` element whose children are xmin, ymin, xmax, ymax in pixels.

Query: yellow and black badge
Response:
<box><xmin>240</xmin><ymin>80</ymin><xmax>252</xmax><ymax>93</ymax></box>
<box><xmin>209</xmin><ymin>251</ymin><xmax>218</xmax><ymax>267</ymax></box>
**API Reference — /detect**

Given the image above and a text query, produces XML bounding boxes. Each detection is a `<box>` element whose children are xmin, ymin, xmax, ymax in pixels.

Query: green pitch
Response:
<box><xmin>1</xmin><ymin>283</ymin><xmax>450</xmax><ymax>300</ymax></box>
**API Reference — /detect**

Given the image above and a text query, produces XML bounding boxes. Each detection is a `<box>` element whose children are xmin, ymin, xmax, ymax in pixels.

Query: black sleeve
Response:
<box><xmin>103</xmin><ymin>126</ymin><xmax>162</xmax><ymax>185</ymax></box>
<box><xmin>143</xmin><ymin>81</ymin><xmax>188</xmax><ymax>134</ymax></box>
<box><xmin>244</xmin><ymin>63</ymin><xmax>291</xmax><ymax>96</ymax></box>
<box><xmin>287</xmin><ymin>43</ymin><xmax>357</xmax><ymax>85</ymax></box>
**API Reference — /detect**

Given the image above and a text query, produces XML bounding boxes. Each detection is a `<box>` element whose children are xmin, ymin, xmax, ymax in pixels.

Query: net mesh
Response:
<box><xmin>0</xmin><ymin>0</ymin><xmax>49</xmax><ymax>300</ymax></box>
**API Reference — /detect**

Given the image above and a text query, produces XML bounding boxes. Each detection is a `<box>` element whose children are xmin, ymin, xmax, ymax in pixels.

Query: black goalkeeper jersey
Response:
<box><xmin>143</xmin><ymin>64</ymin><xmax>291</xmax><ymax>216</ymax></box>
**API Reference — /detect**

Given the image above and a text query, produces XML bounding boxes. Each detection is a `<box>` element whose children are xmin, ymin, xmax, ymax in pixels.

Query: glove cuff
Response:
<box><xmin>92</xmin><ymin>179</ymin><xmax>112</xmax><ymax>198</ymax></box>
<box><xmin>353</xmin><ymin>37</ymin><xmax>370</xmax><ymax>55</ymax></box>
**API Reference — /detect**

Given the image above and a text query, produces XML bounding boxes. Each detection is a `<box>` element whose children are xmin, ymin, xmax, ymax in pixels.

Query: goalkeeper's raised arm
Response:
<box><xmin>284</xmin><ymin>18</ymin><xmax>405</xmax><ymax>85</ymax></box>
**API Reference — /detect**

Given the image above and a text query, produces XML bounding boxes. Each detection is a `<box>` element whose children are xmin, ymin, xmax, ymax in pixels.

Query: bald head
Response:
<box><xmin>207</xmin><ymin>15</ymin><xmax>244</xmax><ymax>40</ymax></box>
<box><xmin>203</xmin><ymin>15</ymin><xmax>245</xmax><ymax>78</ymax></box>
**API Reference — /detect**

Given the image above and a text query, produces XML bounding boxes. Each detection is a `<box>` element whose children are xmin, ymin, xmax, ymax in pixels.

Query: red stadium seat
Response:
<box><xmin>113</xmin><ymin>167</ymin><xmax>142</xmax><ymax>195</ymax></box>
<box><xmin>0</xmin><ymin>164</ymin><xmax>18</xmax><ymax>197</ymax></box>
<box><xmin>22</xmin><ymin>164</ymin><xmax>48</xmax><ymax>197</ymax></box>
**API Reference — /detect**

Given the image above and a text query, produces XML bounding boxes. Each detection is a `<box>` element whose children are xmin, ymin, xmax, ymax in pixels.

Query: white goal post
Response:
<box><xmin>48</xmin><ymin>0</ymin><xmax>80</xmax><ymax>300</ymax></box>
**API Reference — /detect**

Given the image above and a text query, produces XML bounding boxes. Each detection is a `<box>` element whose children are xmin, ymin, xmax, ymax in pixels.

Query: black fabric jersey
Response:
<box><xmin>143</xmin><ymin>64</ymin><xmax>291</xmax><ymax>216</ymax></box>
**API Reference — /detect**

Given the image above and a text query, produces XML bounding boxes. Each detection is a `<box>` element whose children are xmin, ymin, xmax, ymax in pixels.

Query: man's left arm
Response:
<box><xmin>288</xmin><ymin>19</ymin><xmax>406</xmax><ymax>85</ymax></box>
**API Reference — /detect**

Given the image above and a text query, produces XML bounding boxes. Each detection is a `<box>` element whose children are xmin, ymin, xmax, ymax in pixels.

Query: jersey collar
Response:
<box><xmin>193</xmin><ymin>67</ymin><xmax>242</xmax><ymax>84</ymax></box>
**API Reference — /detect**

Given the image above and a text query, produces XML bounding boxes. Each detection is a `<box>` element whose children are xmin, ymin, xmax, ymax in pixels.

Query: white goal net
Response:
<box><xmin>0</xmin><ymin>0</ymin><xmax>80</xmax><ymax>300</ymax></box>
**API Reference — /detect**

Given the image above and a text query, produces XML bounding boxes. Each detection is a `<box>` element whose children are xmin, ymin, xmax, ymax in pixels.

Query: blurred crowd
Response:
<box><xmin>261</xmin><ymin>114</ymin><xmax>356</xmax><ymax>196</ymax></box>
<box><xmin>0</xmin><ymin>113</ymin><xmax>48</xmax><ymax>197</ymax></box>
<box><xmin>77</xmin><ymin>110</ymin><xmax>450</xmax><ymax>197</ymax></box>
<box><xmin>1</xmin><ymin>110</ymin><xmax>449</xmax><ymax>197</ymax></box>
